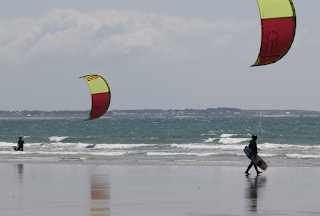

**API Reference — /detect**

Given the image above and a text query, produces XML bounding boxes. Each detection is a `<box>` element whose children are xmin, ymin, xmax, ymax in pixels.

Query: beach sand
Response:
<box><xmin>1</xmin><ymin>162</ymin><xmax>320</xmax><ymax>216</ymax></box>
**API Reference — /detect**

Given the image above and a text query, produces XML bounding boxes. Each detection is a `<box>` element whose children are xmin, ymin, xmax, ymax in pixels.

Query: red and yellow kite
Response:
<box><xmin>80</xmin><ymin>74</ymin><xmax>111</xmax><ymax>120</ymax></box>
<box><xmin>252</xmin><ymin>0</ymin><xmax>296</xmax><ymax>67</ymax></box>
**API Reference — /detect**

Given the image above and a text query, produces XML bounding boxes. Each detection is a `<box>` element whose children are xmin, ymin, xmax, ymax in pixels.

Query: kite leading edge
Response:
<box><xmin>80</xmin><ymin>74</ymin><xmax>111</xmax><ymax>120</ymax></box>
<box><xmin>251</xmin><ymin>0</ymin><xmax>296</xmax><ymax>67</ymax></box>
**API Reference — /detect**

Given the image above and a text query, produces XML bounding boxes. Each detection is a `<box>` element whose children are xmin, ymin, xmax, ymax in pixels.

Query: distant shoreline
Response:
<box><xmin>0</xmin><ymin>116</ymin><xmax>112</xmax><ymax>120</ymax></box>
<box><xmin>1</xmin><ymin>108</ymin><xmax>320</xmax><ymax>119</ymax></box>
<box><xmin>0</xmin><ymin>114</ymin><xmax>318</xmax><ymax>120</ymax></box>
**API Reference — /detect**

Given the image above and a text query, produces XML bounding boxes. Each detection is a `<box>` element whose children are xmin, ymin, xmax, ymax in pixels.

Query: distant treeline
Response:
<box><xmin>1</xmin><ymin>108</ymin><xmax>320</xmax><ymax>118</ymax></box>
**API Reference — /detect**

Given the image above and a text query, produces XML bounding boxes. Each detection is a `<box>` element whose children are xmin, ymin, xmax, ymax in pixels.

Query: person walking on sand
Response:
<box><xmin>245</xmin><ymin>135</ymin><xmax>262</xmax><ymax>175</ymax></box>
<box><xmin>16</xmin><ymin>136</ymin><xmax>24</xmax><ymax>151</ymax></box>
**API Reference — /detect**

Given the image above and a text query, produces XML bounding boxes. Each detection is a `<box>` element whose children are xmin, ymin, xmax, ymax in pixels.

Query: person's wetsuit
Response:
<box><xmin>249</xmin><ymin>140</ymin><xmax>258</xmax><ymax>156</ymax></box>
<box><xmin>245</xmin><ymin>139</ymin><xmax>261</xmax><ymax>175</ymax></box>
<box><xmin>17</xmin><ymin>138</ymin><xmax>24</xmax><ymax>151</ymax></box>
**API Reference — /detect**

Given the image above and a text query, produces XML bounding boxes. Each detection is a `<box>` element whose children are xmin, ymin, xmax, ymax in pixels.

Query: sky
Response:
<box><xmin>0</xmin><ymin>0</ymin><xmax>319</xmax><ymax>111</ymax></box>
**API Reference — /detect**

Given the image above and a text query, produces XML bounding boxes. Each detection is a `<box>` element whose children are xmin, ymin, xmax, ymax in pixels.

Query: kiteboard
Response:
<box><xmin>12</xmin><ymin>146</ymin><xmax>17</xmax><ymax>151</ymax></box>
<box><xmin>244</xmin><ymin>146</ymin><xmax>268</xmax><ymax>171</ymax></box>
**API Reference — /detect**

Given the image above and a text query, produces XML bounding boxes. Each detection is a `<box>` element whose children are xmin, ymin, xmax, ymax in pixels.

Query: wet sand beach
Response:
<box><xmin>1</xmin><ymin>162</ymin><xmax>320</xmax><ymax>216</ymax></box>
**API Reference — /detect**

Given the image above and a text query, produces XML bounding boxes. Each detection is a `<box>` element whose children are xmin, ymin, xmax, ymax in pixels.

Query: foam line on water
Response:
<box><xmin>0</xmin><ymin>151</ymin><xmax>130</xmax><ymax>156</ymax></box>
<box><xmin>204</xmin><ymin>138</ymin><xmax>217</xmax><ymax>143</ymax></box>
<box><xmin>286</xmin><ymin>154</ymin><xmax>320</xmax><ymax>159</ymax></box>
<box><xmin>171</xmin><ymin>144</ymin><xmax>246</xmax><ymax>150</ymax></box>
<box><xmin>218</xmin><ymin>137</ymin><xmax>250</xmax><ymax>144</ymax></box>
<box><xmin>146</xmin><ymin>152</ymin><xmax>225</xmax><ymax>156</ymax></box>
<box><xmin>49</xmin><ymin>136</ymin><xmax>68</xmax><ymax>142</ymax></box>
<box><xmin>94</xmin><ymin>144</ymin><xmax>159</xmax><ymax>149</ymax></box>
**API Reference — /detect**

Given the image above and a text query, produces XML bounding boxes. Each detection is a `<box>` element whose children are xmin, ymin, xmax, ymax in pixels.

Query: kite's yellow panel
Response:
<box><xmin>257</xmin><ymin>0</ymin><xmax>294</xmax><ymax>19</ymax></box>
<box><xmin>80</xmin><ymin>74</ymin><xmax>110</xmax><ymax>95</ymax></box>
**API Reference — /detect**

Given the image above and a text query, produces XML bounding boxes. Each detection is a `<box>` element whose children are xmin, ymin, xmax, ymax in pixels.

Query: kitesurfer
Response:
<box><xmin>16</xmin><ymin>137</ymin><xmax>24</xmax><ymax>151</ymax></box>
<box><xmin>245</xmin><ymin>135</ymin><xmax>262</xmax><ymax>175</ymax></box>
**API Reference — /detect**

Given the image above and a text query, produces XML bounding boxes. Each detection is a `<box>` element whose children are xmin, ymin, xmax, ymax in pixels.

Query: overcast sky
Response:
<box><xmin>0</xmin><ymin>0</ymin><xmax>318</xmax><ymax>111</ymax></box>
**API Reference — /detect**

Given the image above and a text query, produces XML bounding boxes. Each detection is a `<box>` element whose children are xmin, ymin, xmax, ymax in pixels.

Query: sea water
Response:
<box><xmin>1</xmin><ymin>117</ymin><xmax>320</xmax><ymax>165</ymax></box>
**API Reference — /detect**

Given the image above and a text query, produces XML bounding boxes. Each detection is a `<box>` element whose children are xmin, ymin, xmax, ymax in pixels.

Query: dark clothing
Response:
<box><xmin>249</xmin><ymin>140</ymin><xmax>258</xmax><ymax>156</ymax></box>
<box><xmin>246</xmin><ymin>139</ymin><xmax>260</xmax><ymax>174</ymax></box>
<box><xmin>17</xmin><ymin>139</ymin><xmax>24</xmax><ymax>151</ymax></box>
<box><xmin>247</xmin><ymin>161</ymin><xmax>258</xmax><ymax>173</ymax></box>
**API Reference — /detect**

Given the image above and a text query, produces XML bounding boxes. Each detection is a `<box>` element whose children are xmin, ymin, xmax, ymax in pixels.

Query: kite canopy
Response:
<box><xmin>251</xmin><ymin>0</ymin><xmax>296</xmax><ymax>67</ymax></box>
<box><xmin>80</xmin><ymin>74</ymin><xmax>111</xmax><ymax>120</ymax></box>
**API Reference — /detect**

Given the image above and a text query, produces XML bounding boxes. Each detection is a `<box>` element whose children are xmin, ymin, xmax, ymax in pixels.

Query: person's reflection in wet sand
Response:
<box><xmin>245</xmin><ymin>175</ymin><xmax>267</xmax><ymax>213</ymax></box>
<box><xmin>17</xmin><ymin>164</ymin><xmax>23</xmax><ymax>183</ymax></box>
<box><xmin>91</xmin><ymin>174</ymin><xmax>110</xmax><ymax>216</ymax></box>
<box><xmin>14</xmin><ymin>164</ymin><xmax>24</xmax><ymax>206</ymax></box>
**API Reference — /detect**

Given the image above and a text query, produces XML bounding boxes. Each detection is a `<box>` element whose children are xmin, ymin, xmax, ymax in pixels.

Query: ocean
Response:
<box><xmin>1</xmin><ymin>116</ymin><xmax>320</xmax><ymax>165</ymax></box>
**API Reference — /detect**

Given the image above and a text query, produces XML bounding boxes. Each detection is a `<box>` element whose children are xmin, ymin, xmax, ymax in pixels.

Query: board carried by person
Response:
<box><xmin>244</xmin><ymin>145</ymin><xmax>268</xmax><ymax>171</ymax></box>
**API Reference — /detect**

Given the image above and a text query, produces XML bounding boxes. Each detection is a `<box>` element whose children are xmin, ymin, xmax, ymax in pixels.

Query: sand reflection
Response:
<box><xmin>245</xmin><ymin>175</ymin><xmax>267</xmax><ymax>213</ymax></box>
<box><xmin>17</xmin><ymin>164</ymin><xmax>23</xmax><ymax>181</ymax></box>
<box><xmin>91</xmin><ymin>174</ymin><xmax>110</xmax><ymax>216</ymax></box>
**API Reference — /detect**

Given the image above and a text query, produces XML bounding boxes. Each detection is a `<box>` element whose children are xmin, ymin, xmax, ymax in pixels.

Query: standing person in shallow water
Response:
<box><xmin>245</xmin><ymin>135</ymin><xmax>262</xmax><ymax>175</ymax></box>
<box><xmin>16</xmin><ymin>136</ymin><xmax>24</xmax><ymax>151</ymax></box>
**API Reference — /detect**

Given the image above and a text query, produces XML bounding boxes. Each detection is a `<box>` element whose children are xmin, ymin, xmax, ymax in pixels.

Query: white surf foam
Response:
<box><xmin>1</xmin><ymin>142</ymin><xmax>159</xmax><ymax>150</ymax></box>
<box><xmin>218</xmin><ymin>137</ymin><xmax>250</xmax><ymax>144</ymax></box>
<box><xmin>0</xmin><ymin>150</ymin><xmax>27</xmax><ymax>154</ymax></box>
<box><xmin>204</xmin><ymin>138</ymin><xmax>217</xmax><ymax>143</ymax></box>
<box><xmin>94</xmin><ymin>144</ymin><xmax>158</xmax><ymax>149</ymax></box>
<box><xmin>220</xmin><ymin>134</ymin><xmax>237</xmax><ymax>138</ymax></box>
<box><xmin>171</xmin><ymin>144</ymin><xmax>245</xmax><ymax>150</ymax></box>
<box><xmin>146</xmin><ymin>152</ymin><xmax>221</xmax><ymax>156</ymax></box>
<box><xmin>286</xmin><ymin>154</ymin><xmax>320</xmax><ymax>159</ymax></box>
<box><xmin>0</xmin><ymin>150</ymin><xmax>129</xmax><ymax>156</ymax></box>
<box><xmin>236</xmin><ymin>152</ymin><xmax>277</xmax><ymax>157</ymax></box>
<box><xmin>259</xmin><ymin>143</ymin><xmax>320</xmax><ymax>150</ymax></box>
<box><xmin>201</xmin><ymin>131</ymin><xmax>216</xmax><ymax>136</ymax></box>
<box><xmin>49</xmin><ymin>136</ymin><xmax>68</xmax><ymax>142</ymax></box>
<box><xmin>257</xmin><ymin>153</ymin><xmax>277</xmax><ymax>157</ymax></box>
<box><xmin>0</xmin><ymin>142</ymin><xmax>16</xmax><ymax>147</ymax></box>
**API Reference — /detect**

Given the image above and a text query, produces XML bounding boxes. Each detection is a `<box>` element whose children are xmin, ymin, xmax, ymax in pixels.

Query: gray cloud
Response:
<box><xmin>0</xmin><ymin>8</ymin><xmax>257</xmax><ymax>65</ymax></box>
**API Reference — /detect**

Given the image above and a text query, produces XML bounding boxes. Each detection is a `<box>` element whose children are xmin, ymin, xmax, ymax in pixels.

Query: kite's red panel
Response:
<box><xmin>255</xmin><ymin>18</ymin><xmax>295</xmax><ymax>65</ymax></box>
<box><xmin>89</xmin><ymin>93</ymin><xmax>111</xmax><ymax>120</ymax></box>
